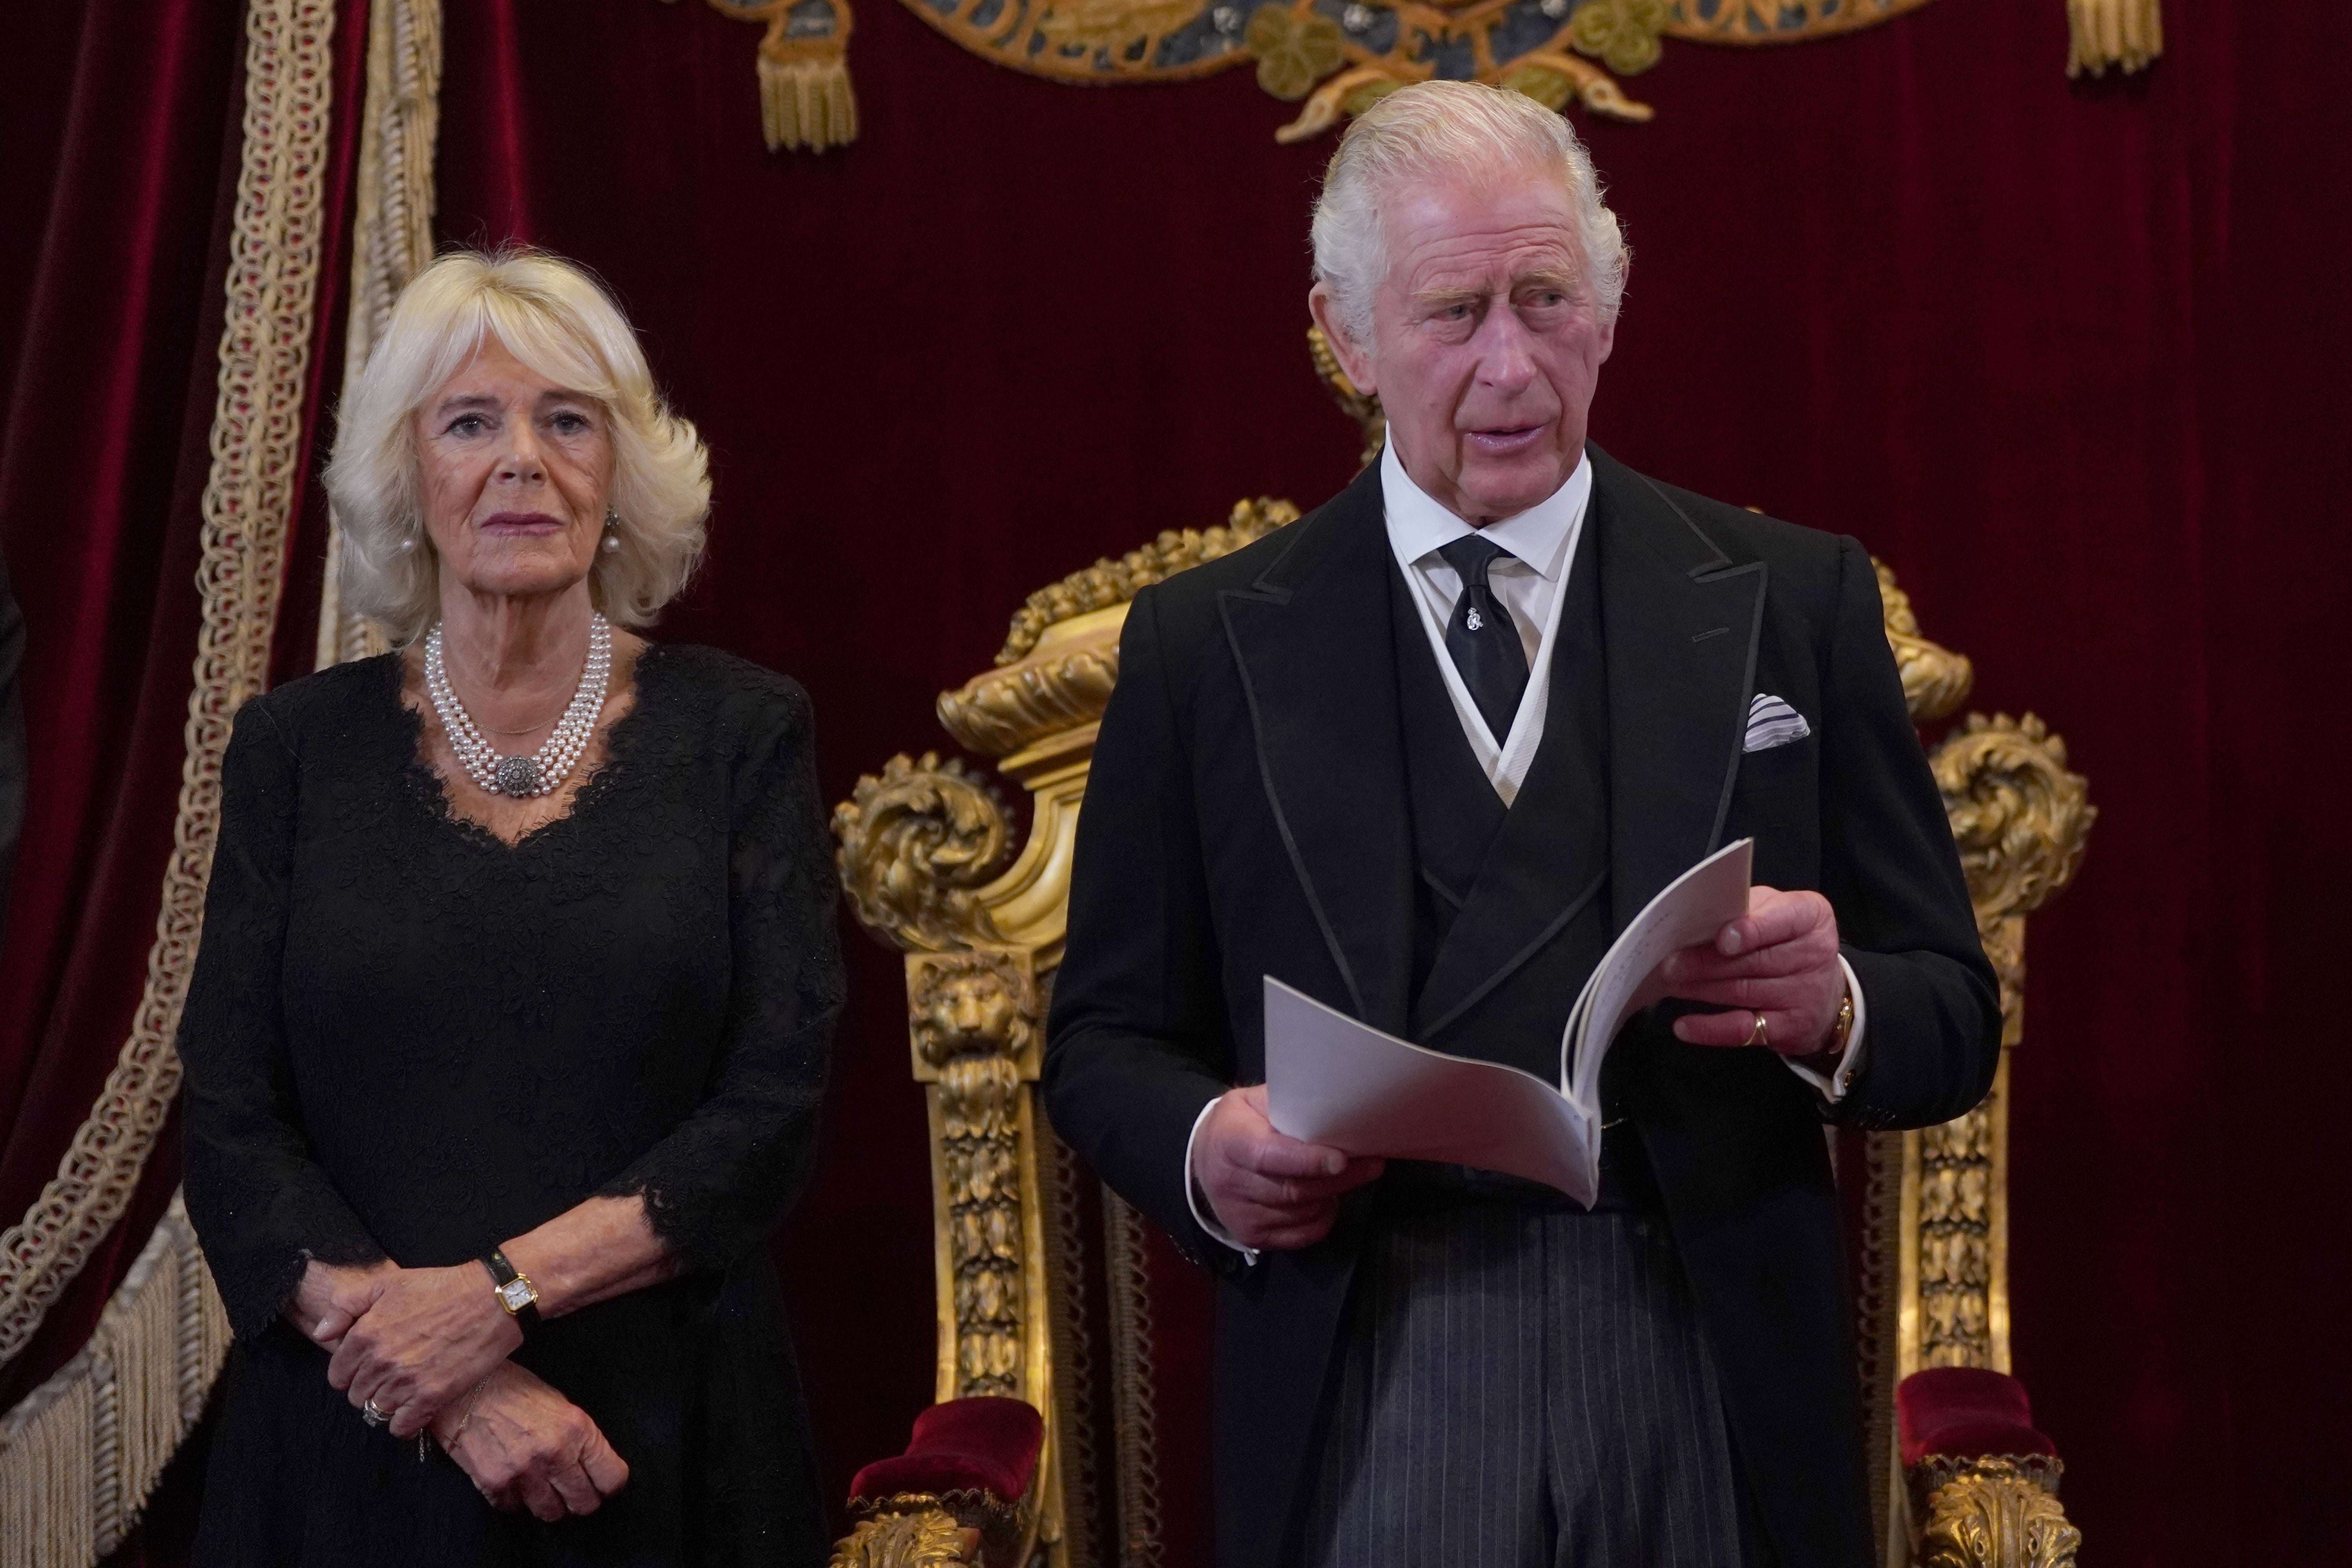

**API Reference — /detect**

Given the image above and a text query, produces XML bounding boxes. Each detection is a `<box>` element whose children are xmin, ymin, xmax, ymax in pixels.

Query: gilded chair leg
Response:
<box><xmin>1911</xmin><ymin>1457</ymin><xmax>2082</xmax><ymax>1568</ymax></box>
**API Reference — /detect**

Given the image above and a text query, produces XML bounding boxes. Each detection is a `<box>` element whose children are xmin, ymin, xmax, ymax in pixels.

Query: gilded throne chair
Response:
<box><xmin>828</xmin><ymin>346</ymin><xmax>2096</xmax><ymax>1568</ymax></box>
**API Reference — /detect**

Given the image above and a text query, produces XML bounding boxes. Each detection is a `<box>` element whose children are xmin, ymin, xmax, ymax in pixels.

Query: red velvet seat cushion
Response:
<box><xmin>850</xmin><ymin>1396</ymin><xmax>1045</xmax><ymax>1504</ymax></box>
<box><xmin>1898</xmin><ymin>1367</ymin><xmax>2059</xmax><ymax>1466</ymax></box>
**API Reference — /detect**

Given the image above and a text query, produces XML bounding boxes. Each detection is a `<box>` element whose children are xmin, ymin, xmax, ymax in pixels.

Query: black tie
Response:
<box><xmin>1436</xmin><ymin>535</ymin><xmax>1530</xmax><ymax>742</ymax></box>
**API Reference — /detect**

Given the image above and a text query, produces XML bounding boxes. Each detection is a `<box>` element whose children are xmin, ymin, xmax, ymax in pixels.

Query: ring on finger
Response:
<box><xmin>361</xmin><ymin>1397</ymin><xmax>391</xmax><ymax>1428</ymax></box>
<box><xmin>1744</xmin><ymin>1011</ymin><xmax>1769</xmax><ymax>1049</ymax></box>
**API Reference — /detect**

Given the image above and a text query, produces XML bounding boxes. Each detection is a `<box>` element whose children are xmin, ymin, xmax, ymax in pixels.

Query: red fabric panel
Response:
<box><xmin>419</xmin><ymin>3</ymin><xmax>2352</xmax><ymax>1561</ymax></box>
<box><xmin>1898</xmin><ymin>1368</ymin><xmax>2056</xmax><ymax>1466</ymax></box>
<box><xmin>850</xmin><ymin>1395</ymin><xmax>1045</xmax><ymax>1503</ymax></box>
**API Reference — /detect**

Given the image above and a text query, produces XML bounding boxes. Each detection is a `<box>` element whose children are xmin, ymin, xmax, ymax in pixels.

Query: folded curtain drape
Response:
<box><xmin>0</xmin><ymin>0</ymin><xmax>362</xmax><ymax>1426</ymax></box>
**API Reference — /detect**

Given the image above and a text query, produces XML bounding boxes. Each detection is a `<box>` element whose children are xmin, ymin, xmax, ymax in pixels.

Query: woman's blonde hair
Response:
<box><xmin>324</xmin><ymin>248</ymin><xmax>710</xmax><ymax>645</ymax></box>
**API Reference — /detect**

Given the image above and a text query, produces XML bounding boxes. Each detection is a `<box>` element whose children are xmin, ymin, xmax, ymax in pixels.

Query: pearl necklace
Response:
<box><xmin>424</xmin><ymin>614</ymin><xmax>613</xmax><ymax>799</ymax></box>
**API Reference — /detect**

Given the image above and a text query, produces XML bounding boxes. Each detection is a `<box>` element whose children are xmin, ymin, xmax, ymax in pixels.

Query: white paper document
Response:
<box><xmin>1263</xmin><ymin>838</ymin><xmax>1754</xmax><ymax>1208</ymax></box>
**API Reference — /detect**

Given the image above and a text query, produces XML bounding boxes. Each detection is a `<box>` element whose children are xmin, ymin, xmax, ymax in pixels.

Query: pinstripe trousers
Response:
<box><xmin>1301</xmin><ymin>1199</ymin><xmax>1744</xmax><ymax>1568</ymax></box>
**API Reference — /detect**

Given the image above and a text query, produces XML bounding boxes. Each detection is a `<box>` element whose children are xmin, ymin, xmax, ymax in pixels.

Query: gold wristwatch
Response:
<box><xmin>480</xmin><ymin>1246</ymin><xmax>541</xmax><ymax>1332</ymax></box>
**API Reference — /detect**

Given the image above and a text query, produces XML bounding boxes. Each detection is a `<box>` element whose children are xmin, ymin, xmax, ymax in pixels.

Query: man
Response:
<box><xmin>1044</xmin><ymin>82</ymin><xmax>1997</xmax><ymax>1568</ymax></box>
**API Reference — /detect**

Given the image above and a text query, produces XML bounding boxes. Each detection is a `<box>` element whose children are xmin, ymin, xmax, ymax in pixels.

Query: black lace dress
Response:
<box><xmin>180</xmin><ymin>643</ymin><xmax>846</xmax><ymax>1566</ymax></box>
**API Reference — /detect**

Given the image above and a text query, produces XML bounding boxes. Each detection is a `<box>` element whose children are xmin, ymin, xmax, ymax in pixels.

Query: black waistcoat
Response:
<box><xmin>1388</xmin><ymin>521</ymin><xmax>1614</xmax><ymax>1081</ymax></box>
<box><xmin>1386</xmin><ymin>524</ymin><xmax>1651</xmax><ymax>1208</ymax></box>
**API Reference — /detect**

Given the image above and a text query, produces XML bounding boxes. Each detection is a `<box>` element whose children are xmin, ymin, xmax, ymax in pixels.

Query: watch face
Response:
<box><xmin>497</xmin><ymin>1278</ymin><xmax>535</xmax><ymax>1312</ymax></box>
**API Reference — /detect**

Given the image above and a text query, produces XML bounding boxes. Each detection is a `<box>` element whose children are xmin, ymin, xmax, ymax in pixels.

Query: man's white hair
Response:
<box><xmin>325</xmin><ymin>247</ymin><xmax>711</xmax><ymax>646</ymax></box>
<box><xmin>1311</xmin><ymin>82</ymin><xmax>1629</xmax><ymax>349</ymax></box>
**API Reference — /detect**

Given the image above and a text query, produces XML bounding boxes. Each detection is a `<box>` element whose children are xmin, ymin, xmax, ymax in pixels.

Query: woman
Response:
<box><xmin>180</xmin><ymin>248</ymin><xmax>844</xmax><ymax>1564</ymax></box>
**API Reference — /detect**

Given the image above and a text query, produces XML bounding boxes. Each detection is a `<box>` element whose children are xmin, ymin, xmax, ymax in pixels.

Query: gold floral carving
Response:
<box><xmin>1933</xmin><ymin>713</ymin><xmax>2096</xmax><ymax>1044</ymax></box>
<box><xmin>1909</xmin><ymin>1095</ymin><xmax>1996</xmax><ymax>1369</ymax></box>
<box><xmin>1308</xmin><ymin>326</ymin><xmax>1386</xmax><ymax>470</ymax></box>
<box><xmin>1875</xmin><ymin>560</ymin><xmax>1975</xmax><ymax>724</ymax></box>
<box><xmin>835</xmin><ymin>754</ymin><xmax>1017</xmax><ymax>953</ymax></box>
<box><xmin>1914</xmin><ymin>1458</ymin><xmax>2081</xmax><ymax>1568</ymax></box>
<box><xmin>830</xmin><ymin>1503</ymin><xmax>980</xmax><ymax>1568</ymax></box>
<box><xmin>939</xmin><ymin>497</ymin><xmax>1300</xmax><ymax>762</ymax></box>
<box><xmin>912</xmin><ymin>951</ymin><xmax>1045</xmax><ymax>1399</ymax></box>
<box><xmin>991</xmin><ymin>499</ymin><xmax>1302</xmax><ymax>668</ymax></box>
<box><xmin>1896</xmin><ymin>715</ymin><xmax>2091</xmax><ymax>1380</ymax></box>
<box><xmin>0</xmin><ymin>0</ymin><xmax>338</xmax><ymax>1374</ymax></box>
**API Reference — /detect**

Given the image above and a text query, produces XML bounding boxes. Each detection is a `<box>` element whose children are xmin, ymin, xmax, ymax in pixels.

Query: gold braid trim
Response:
<box><xmin>0</xmin><ymin>1197</ymin><xmax>230</xmax><ymax>1564</ymax></box>
<box><xmin>318</xmin><ymin>0</ymin><xmax>442</xmax><ymax>669</ymax></box>
<box><xmin>1101</xmin><ymin>1191</ymin><xmax>1167</xmax><ymax>1567</ymax></box>
<box><xmin>0</xmin><ymin>0</ymin><xmax>339</xmax><ymax>1372</ymax></box>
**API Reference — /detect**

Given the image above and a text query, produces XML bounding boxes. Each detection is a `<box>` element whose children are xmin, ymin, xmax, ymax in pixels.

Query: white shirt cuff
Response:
<box><xmin>1782</xmin><ymin>955</ymin><xmax>1868</xmax><ymax>1103</ymax></box>
<box><xmin>1184</xmin><ymin>1097</ymin><xmax>1260</xmax><ymax>1266</ymax></box>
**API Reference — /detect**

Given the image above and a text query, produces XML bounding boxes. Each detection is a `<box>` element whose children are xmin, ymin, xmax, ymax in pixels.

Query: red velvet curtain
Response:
<box><xmin>425</xmin><ymin>2</ymin><xmax>2351</xmax><ymax>1559</ymax></box>
<box><xmin>0</xmin><ymin>4</ymin><xmax>367</xmax><ymax>1559</ymax></box>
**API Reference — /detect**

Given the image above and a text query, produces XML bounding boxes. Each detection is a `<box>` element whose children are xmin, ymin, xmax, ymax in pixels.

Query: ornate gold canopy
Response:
<box><xmin>695</xmin><ymin>0</ymin><xmax>2160</xmax><ymax>152</ymax></box>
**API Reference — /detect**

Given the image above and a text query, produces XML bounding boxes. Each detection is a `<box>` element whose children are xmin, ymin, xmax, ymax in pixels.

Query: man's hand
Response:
<box><xmin>1661</xmin><ymin>885</ymin><xmax>1846</xmax><ymax>1056</ymax></box>
<box><xmin>286</xmin><ymin>1258</ymin><xmax>397</xmax><ymax>1350</ymax></box>
<box><xmin>1192</xmin><ymin>1085</ymin><xmax>1385</xmax><ymax>1251</ymax></box>
<box><xmin>327</xmin><ymin>1263</ymin><xmax>524</xmax><ymax>1439</ymax></box>
<box><xmin>432</xmin><ymin>1361</ymin><xmax>629</xmax><ymax>1521</ymax></box>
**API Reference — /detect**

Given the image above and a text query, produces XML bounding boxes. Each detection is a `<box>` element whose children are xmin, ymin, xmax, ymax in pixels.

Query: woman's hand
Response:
<box><xmin>285</xmin><ymin>1259</ymin><xmax>397</xmax><ymax>1348</ymax></box>
<box><xmin>432</xmin><ymin>1361</ymin><xmax>630</xmax><ymax>1521</ymax></box>
<box><xmin>327</xmin><ymin>1263</ymin><xmax>523</xmax><ymax>1438</ymax></box>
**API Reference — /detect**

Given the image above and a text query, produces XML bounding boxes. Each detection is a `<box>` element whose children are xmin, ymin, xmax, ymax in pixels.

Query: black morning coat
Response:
<box><xmin>1041</xmin><ymin>447</ymin><xmax>2001</xmax><ymax>1568</ymax></box>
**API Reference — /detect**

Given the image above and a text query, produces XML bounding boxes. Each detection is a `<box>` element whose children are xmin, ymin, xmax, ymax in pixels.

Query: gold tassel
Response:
<box><xmin>2066</xmin><ymin>0</ymin><xmax>2163</xmax><ymax>77</ymax></box>
<box><xmin>729</xmin><ymin>0</ymin><xmax>857</xmax><ymax>152</ymax></box>
<box><xmin>759</xmin><ymin>45</ymin><xmax>858</xmax><ymax>152</ymax></box>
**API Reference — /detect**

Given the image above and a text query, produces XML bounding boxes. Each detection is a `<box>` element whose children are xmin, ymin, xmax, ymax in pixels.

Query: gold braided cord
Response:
<box><xmin>0</xmin><ymin>0</ymin><xmax>339</xmax><ymax>1372</ymax></box>
<box><xmin>317</xmin><ymin>0</ymin><xmax>441</xmax><ymax>670</ymax></box>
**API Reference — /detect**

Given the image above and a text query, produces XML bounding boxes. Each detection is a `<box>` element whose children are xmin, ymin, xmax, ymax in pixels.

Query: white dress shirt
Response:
<box><xmin>1186</xmin><ymin>444</ymin><xmax>1864</xmax><ymax>1260</ymax></box>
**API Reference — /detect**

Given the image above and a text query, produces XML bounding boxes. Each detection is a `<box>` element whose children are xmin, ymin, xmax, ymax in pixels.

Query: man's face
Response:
<box><xmin>1312</xmin><ymin>163</ymin><xmax>1615</xmax><ymax>525</ymax></box>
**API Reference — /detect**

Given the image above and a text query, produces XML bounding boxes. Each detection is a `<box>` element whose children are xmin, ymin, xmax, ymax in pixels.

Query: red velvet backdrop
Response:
<box><xmin>3</xmin><ymin>0</ymin><xmax>2345</xmax><ymax>1561</ymax></box>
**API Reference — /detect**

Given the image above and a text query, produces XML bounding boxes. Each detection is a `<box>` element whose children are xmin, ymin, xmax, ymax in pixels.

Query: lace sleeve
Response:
<box><xmin>599</xmin><ymin>672</ymin><xmax>846</xmax><ymax>1272</ymax></box>
<box><xmin>179</xmin><ymin>701</ymin><xmax>385</xmax><ymax>1340</ymax></box>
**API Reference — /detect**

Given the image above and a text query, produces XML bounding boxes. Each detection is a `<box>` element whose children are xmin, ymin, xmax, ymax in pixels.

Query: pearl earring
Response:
<box><xmin>602</xmin><ymin>510</ymin><xmax>621</xmax><ymax>552</ymax></box>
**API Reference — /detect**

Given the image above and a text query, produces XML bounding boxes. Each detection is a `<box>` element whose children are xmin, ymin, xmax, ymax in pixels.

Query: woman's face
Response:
<box><xmin>414</xmin><ymin>336</ymin><xmax>612</xmax><ymax>606</ymax></box>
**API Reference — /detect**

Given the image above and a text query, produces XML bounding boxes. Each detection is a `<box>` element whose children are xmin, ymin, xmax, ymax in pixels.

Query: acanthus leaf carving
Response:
<box><xmin>1913</xmin><ymin>1457</ymin><xmax>2081</xmax><ymax>1568</ymax></box>
<box><xmin>833</xmin><ymin>753</ymin><xmax>1015</xmax><ymax>953</ymax></box>
<box><xmin>1875</xmin><ymin>559</ymin><xmax>1976</xmax><ymax>724</ymax></box>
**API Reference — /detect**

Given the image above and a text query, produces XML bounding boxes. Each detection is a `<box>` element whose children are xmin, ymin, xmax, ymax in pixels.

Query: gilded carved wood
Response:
<box><xmin>837</xmin><ymin>447</ymin><xmax>2092</xmax><ymax>1568</ymax></box>
<box><xmin>1911</xmin><ymin>1458</ymin><xmax>2080</xmax><ymax>1568</ymax></box>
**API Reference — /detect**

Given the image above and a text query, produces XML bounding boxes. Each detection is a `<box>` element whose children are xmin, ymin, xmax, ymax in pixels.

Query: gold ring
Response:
<box><xmin>1744</xmin><ymin>1011</ymin><xmax>1769</xmax><ymax>1049</ymax></box>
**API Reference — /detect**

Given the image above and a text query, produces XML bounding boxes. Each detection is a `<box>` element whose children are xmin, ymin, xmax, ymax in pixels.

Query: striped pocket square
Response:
<box><xmin>1744</xmin><ymin>693</ymin><xmax>1811</xmax><ymax>753</ymax></box>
